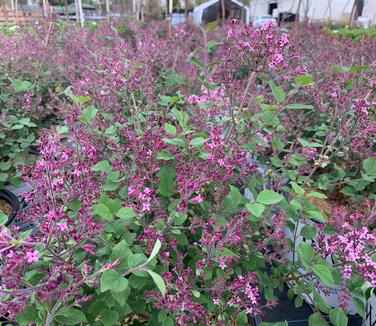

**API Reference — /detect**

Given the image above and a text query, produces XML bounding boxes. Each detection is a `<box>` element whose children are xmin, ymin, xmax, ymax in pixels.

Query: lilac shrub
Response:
<box><xmin>0</xmin><ymin>20</ymin><xmax>375</xmax><ymax>326</ymax></box>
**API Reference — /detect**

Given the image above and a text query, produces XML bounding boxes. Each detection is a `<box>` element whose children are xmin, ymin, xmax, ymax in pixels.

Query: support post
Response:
<box><xmin>77</xmin><ymin>0</ymin><xmax>84</xmax><ymax>27</ymax></box>
<box><xmin>221</xmin><ymin>0</ymin><xmax>225</xmax><ymax>23</ymax></box>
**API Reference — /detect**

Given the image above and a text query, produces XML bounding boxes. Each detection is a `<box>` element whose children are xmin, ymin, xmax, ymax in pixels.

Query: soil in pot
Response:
<box><xmin>302</xmin><ymin>187</ymin><xmax>369</xmax><ymax>221</ymax></box>
<box><xmin>0</xmin><ymin>198</ymin><xmax>13</xmax><ymax>216</ymax></box>
<box><xmin>0</xmin><ymin>189</ymin><xmax>20</xmax><ymax>226</ymax></box>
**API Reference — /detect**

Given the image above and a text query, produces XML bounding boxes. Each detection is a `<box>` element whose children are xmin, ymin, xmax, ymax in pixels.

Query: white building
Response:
<box><xmin>249</xmin><ymin>0</ymin><xmax>376</xmax><ymax>25</ymax></box>
<box><xmin>193</xmin><ymin>0</ymin><xmax>250</xmax><ymax>24</ymax></box>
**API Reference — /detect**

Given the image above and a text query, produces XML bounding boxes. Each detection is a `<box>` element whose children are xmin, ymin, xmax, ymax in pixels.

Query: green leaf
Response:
<box><xmin>331</xmin><ymin>64</ymin><xmax>347</xmax><ymax>73</ymax></box>
<box><xmin>235</xmin><ymin>310</ymin><xmax>248</xmax><ymax>325</ymax></box>
<box><xmin>189</xmin><ymin>137</ymin><xmax>206</xmax><ymax>147</ymax></box>
<box><xmin>222</xmin><ymin>185</ymin><xmax>241</xmax><ymax>211</ymax></box>
<box><xmin>145</xmin><ymin>239</ymin><xmax>162</xmax><ymax>264</ymax></box>
<box><xmin>207</xmin><ymin>40</ymin><xmax>218</xmax><ymax>48</ymax></box>
<box><xmin>162</xmin><ymin>138</ymin><xmax>186</xmax><ymax>147</ymax></box>
<box><xmin>0</xmin><ymin>173</ymin><xmax>9</xmax><ymax>182</ymax></box>
<box><xmin>295</xmin><ymin>295</ymin><xmax>303</xmax><ymax>308</ymax></box>
<box><xmin>256</xmin><ymin>190</ymin><xmax>284</xmax><ymax>205</ymax></box>
<box><xmin>298</xmin><ymin>138</ymin><xmax>322</xmax><ymax>148</ymax></box>
<box><xmin>255</xmin><ymin>95</ymin><xmax>264</xmax><ymax>104</ymax></box>
<box><xmin>78</xmin><ymin>105</ymin><xmax>97</xmax><ymax>123</ymax></box>
<box><xmin>0</xmin><ymin>211</ymin><xmax>8</xmax><ymax>225</ymax></box>
<box><xmin>0</xmin><ymin>162</ymin><xmax>11</xmax><ymax>171</ymax></box>
<box><xmin>298</xmin><ymin>242</ymin><xmax>314</xmax><ymax>267</ymax></box>
<box><xmin>68</xmin><ymin>199</ymin><xmax>81</xmax><ymax>211</ymax></box>
<box><xmin>164</xmin><ymin>123</ymin><xmax>177</xmax><ymax>135</ymax></box>
<box><xmin>300</xmin><ymin>225</ymin><xmax>317</xmax><ymax>239</ymax></box>
<box><xmin>172</xmin><ymin>108</ymin><xmax>189</xmax><ymax>127</ymax></box>
<box><xmin>260</xmin><ymin>104</ymin><xmax>278</xmax><ymax>111</ymax></box>
<box><xmin>91</xmin><ymin>204</ymin><xmax>112</xmax><ymax>221</ymax></box>
<box><xmin>128</xmin><ymin>253</ymin><xmax>147</xmax><ymax>268</ymax></box>
<box><xmin>116</xmin><ymin>207</ymin><xmax>136</xmax><ymax>224</ymax></box>
<box><xmin>285</xmin><ymin>103</ymin><xmax>314</xmax><ymax>110</ymax></box>
<box><xmin>16</xmin><ymin>306</ymin><xmax>41</xmax><ymax>325</ymax></box>
<box><xmin>291</xmin><ymin>182</ymin><xmax>305</xmax><ymax>195</ymax></box>
<box><xmin>158</xmin><ymin>166</ymin><xmax>176</xmax><ymax>196</ymax></box>
<box><xmin>0</xmin><ymin>93</ymin><xmax>9</xmax><ymax>102</ymax></box>
<box><xmin>12</xmin><ymin>124</ymin><xmax>24</xmax><ymax>130</ymax></box>
<box><xmin>11</xmin><ymin>79</ymin><xmax>33</xmax><ymax>93</ymax></box>
<box><xmin>245</xmin><ymin>203</ymin><xmax>265</xmax><ymax>218</ymax></box>
<box><xmin>92</xmin><ymin>160</ymin><xmax>111</xmax><ymax>173</ymax></box>
<box><xmin>112</xmin><ymin>289</ymin><xmax>131</xmax><ymax>306</ymax></box>
<box><xmin>352</xmin><ymin>297</ymin><xmax>365</xmax><ymax>317</ymax></box>
<box><xmin>205</xmin><ymin>20</ymin><xmax>218</xmax><ymax>32</ymax></box>
<box><xmin>269</xmin><ymin>80</ymin><xmax>285</xmax><ymax>103</ymax></box>
<box><xmin>307</xmin><ymin>192</ymin><xmax>328</xmax><ymax>199</ymax></box>
<box><xmin>349</xmin><ymin>65</ymin><xmax>371</xmax><ymax>73</ymax></box>
<box><xmin>308</xmin><ymin>312</ymin><xmax>328</xmax><ymax>326</ymax></box>
<box><xmin>363</xmin><ymin>158</ymin><xmax>376</xmax><ymax>176</ymax></box>
<box><xmin>162</xmin><ymin>316</ymin><xmax>174</xmax><ymax>326</ymax></box>
<box><xmin>156</xmin><ymin>150</ymin><xmax>175</xmax><ymax>160</ymax></box>
<box><xmin>294</xmin><ymin>74</ymin><xmax>313</xmax><ymax>86</ymax></box>
<box><xmin>100</xmin><ymin>270</ymin><xmax>129</xmax><ymax>293</ymax></box>
<box><xmin>207</xmin><ymin>59</ymin><xmax>222</xmax><ymax>67</ymax></box>
<box><xmin>218</xmin><ymin>247</ymin><xmax>239</xmax><ymax>258</ymax></box>
<box><xmin>73</xmin><ymin>95</ymin><xmax>91</xmax><ymax>104</ymax></box>
<box><xmin>172</xmin><ymin>213</ymin><xmax>187</xmax><ymax>226</ymax></box>
<box><xmin>110</xmin><ymin>240</ymin><xmax>130</xmax><ymax>262</ymax></box>
<box><xmin>146</xmin><ymin>270</ymin><xmax>166</xmax><ymax>297</ymax></box>
<box><xmin>329</xmin><ymin>308</ymin><xmax>348</xmax><ymax>326</ymax></box>
<box><xmin>55</xmin><ymin>308</ymin><xmax>87</xmax><ymax>325</ymax></box>
<box><xmin>56</xmin><ymin>125</ymin><xmax>69</xmax><ymax>134</ymax></box>
<box><xmin>190</xmin><ymin>56</ymin><xmax>205</xmax><ymax>69</ymax></box>
<box><xmin>20</xmin><ymin>229</ymin><xmax>33</xmax><ymax>240</ymax></box>
<box><xmin>191</xmin><ymin>290</ymin><xmax>200</xmax><ymax>298</ymax></box>
<box><xmin>312</xmin><ymin>264</ymin><xmax>334</xmax><ymax>286</ymax></box>
<box><xmin>100</xmin><ymin>308</ymin><xmax>119</xmax><ymax>326</ymax></box>
<box><xmin>306</xmin><ymin>210</ymin><xmax>326</xmax><ymax>223</ymax></box>
<box><xmin>313</xmin><ymin>290</ymin><xmax>331</xmax><ymax>314</ymax></box>
<box><xmin>159</xmin><ymin>95</ymin><xmax>172</xmax><ymax>106</ymax></box>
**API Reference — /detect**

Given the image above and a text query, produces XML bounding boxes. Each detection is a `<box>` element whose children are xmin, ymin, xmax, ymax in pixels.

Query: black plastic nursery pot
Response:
<box><xmin>252</xmin><ymin>288</ymin><xmax>364</xmax><ymax>326</ymax></box>
<box><xmin>0</xmin><ymin>188</ymin><xmax>20</xmax><ymax>227</ymax></box>
<box><xmin>28</xmin><ymin>145</ymin><xmax>39</xmax><ymax>156</ymax></box>
<box><xmin>1</xmin><ymin>182</ymin><xmax>36</xmax><ymax>234</ymax></box>
<box><xmin>0</xmin><ymin>190</ymin><xmax>20</xmax><ymax>324</ymax></box>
